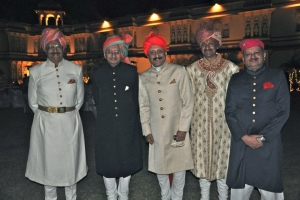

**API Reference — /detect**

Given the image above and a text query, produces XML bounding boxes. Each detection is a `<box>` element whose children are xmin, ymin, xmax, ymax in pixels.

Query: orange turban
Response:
<box><xmin>103</xmin><ymin>34</ymin><xmax>133</xmax><ymax>64</ymax></box>
<box><xmin>239</xmin><ymin>39</ymin><xmax>264</xmax><ymax>52</ymax></box>
<box><xmin>40</xmin><ymin>28</ymin><xmax>67</xmax><ymax>52</ymax></box>
<box><xmin>143</xmin><ymin>32</ymin><xmax>167</xmax><ymax>56</ymax></box>
<box><xmin>195</xmin><ymin>21</ymin><xmax>222</xmax><ymax>47</ymax></box>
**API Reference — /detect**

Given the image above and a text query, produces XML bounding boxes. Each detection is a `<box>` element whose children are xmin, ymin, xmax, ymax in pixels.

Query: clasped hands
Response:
<box><xmin>146</xmin><ymin>130</ymin><xmax>186</xmax><ymax>145</ymax></box>
<box><xmin>242</xmin><ymin>134</ymin><xmax>264</xmax><ymax>149</ymax></box>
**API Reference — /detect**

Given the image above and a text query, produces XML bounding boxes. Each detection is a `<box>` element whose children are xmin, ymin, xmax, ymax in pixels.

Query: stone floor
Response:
<box><xmin>0</xmin><ymin>93</ymin><xmax>300</xmax><ymax>200</ymax></box>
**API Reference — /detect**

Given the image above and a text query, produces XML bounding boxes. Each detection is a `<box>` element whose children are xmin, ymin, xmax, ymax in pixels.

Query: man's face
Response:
<box><xmin>148</xmin><ymin>45</ymin><xmax>166</xmax><ymax>67</ymax></box>
<box><xmin>45</xmin><ymin>40</ymin><xmax>64</xmax><ymax>65</ymax></box>
<box><xmin>242</xmin><ymin>46</ymin><xmax>266</xmax><ymax>71</ymax></box>
<box><xmin>200</xmin><ymin>38</ymin><xmax>218</xmax><ymax>59</ymax></box>
<box><xmin>105</xmin><ymin>45</ymin><xmax>121</xmax><ymax>67</ymax></box>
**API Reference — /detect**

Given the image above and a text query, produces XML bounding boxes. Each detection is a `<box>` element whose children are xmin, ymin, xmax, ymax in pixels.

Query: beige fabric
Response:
<box><xmin>25</xmin><ymin>59</ymin><xmax>88</xmax><ymax>186</ymax></box>
<box><xmin>186</xmin><ymin>56</ymin><xmax>238</xmax><ymax>181</ymax></box>
<box><xmin>139</xmin><ymin>62</ymin><xmax>194</xmax><ymax>174</ymax></box>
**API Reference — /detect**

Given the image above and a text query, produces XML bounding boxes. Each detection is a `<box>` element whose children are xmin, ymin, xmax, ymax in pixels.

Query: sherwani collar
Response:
<box><xmin>46</xmin><ymin>58</ymin><xmax>65</xmax><ymax>69</ymax></box>
<box><xmin>151</xmin><ymin>61</ymin><xmax>168</xmax><ymax>73</ymax></box>
<box><xmin>246</xmin><ymin>65</ymin><xmax>266</xmax><ymax>76</ymax></box>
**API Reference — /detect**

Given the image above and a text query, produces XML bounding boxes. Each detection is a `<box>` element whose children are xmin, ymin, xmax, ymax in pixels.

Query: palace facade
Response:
<box><xmin>1</xmin><ymin>0</ymin><xmax>300</xmax><ymax>87</ymax></box>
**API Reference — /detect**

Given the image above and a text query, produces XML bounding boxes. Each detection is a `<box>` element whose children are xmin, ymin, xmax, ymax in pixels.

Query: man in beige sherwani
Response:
<box><xmin>25</xmin><ymin>28</ymin><xmax>87</xmax><ymax>200</ymax></box>
<box><xmin>139</xmin><ymin>32</ymin><xmax>194</xmax><ymax>200</ymax></box>
<box><xmin>186</xmin><ymin>21</ymin><xmax>239</xmax><ymax>200</ymax></box>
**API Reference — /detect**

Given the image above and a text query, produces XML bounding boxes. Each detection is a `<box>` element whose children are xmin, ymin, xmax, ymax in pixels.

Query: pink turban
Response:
<box><xmin>239</xmin><ymin>39</ymin><xmax>264</xmax><ymax>52</ymax></box>
<box><xmin>195</xmin><ymin>21</ymin><xmax>222</xmax><ymax>47</ymax></box>
<box><xmin>103</xmin><ymin>34</ymin><xmax>133</xmax><ymax>64</ymax></box>
<box><xmin>40</xmin><ymin>28</ymin><xmax>67</xmax><ymax>52</ymax></box>
<box><xmin>143</xmin><ymin>32</ymin><xmax>167</xmax><ymax>56</ymax></box>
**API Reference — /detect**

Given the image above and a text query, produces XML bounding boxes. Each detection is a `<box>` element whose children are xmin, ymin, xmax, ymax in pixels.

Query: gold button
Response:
<box><xmin>160</xmin><ymin>107</ymin><xmax>163</xmax><ymax>110</ymax></box>
<box><xmin>115</xmin><ymin>107</ymin><xmax>118</xmax><ymax>109</ymax></box>
<box><xmin>113</xmin><ymin>79</ymin><xmax>116</xmax><ymax>81</ymax></box>
<box><xmin>253</xmin><ymin>83</ymin><xmax>256</xmax><ymax>86</ymax></box>
<box><xmin>114</xmin><ymin>85</ymin><xmax>116</xmax><ymax>88</ymax></box>
<box><xmin>113</xmin><ymin>72</ymin><xmax>115</xmax><ymax>74</ymax></box>
<box><xmin>157</xmin><ymin>82</ymin><xmax>160</xmax><ymax>84</ymax></box>
<box><xmin>158</xmin><ymin>90</ymin><xmax>161</xmax><ymax>93</ymax></box>
<box><xmin>59</xmin><ymin>88</ymin><xmax>61</xmax><ymax>91</ymax></box>
<box><xmin>60</xmin><ymin>95</ymin><xmax>62</xmax><ymax>97</ymax></box>
<box><xmin>115</xmin><ymin>100</ymin><xmax>117</xmax><ymax>102</ymax></box>
<box><xmin>57</xmin><ymin>75</ymin><xmax>59</xmax><ymax>77</ymax></box>
<box><xmin>58</xmin><ymin>82</ymin><xmax>60</xmax><ymax>84</ymax></box>
<box><xmin>116</xmin><ymin>114</ymin><xmax>118</xmax><ymax>117</ymax></box>
<box><xmin>253</xmin><ymin>104</ymin><xmax>256</xmax><ymax>107</ymax></box>
<box><xmin>252</xmin><ymin>119</ymin><xmax>256</xmax><ymax>122</ymax></box>
<box><xmin>162</xmin><ymin>115</ymin><xmax>165</xmax><ymax>118</ymax></box>
<box><xmin>253</xmin><ymin>89</ymin><xmax>256</xmax><ymax>92</ymax></box>
<box><xmin>114</xmin><ymin>93</ymin><xmax>116</xmax><ymax>95</ymax></box>
<box><xmin>159</xmin><ymin>98</ymin><xmax>163</xmax><ymax>101</ymax></box>
<box><xmin>253</xmin><ymin>111</ymin><xmax>256</xmax><ymax>114</ymax></box>
<box><xmin>253</xmin><ymin>97</ymin><xmax>256</xmax><ymax>100</ymax></box>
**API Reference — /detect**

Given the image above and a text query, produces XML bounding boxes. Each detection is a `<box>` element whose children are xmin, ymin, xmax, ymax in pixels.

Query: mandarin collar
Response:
<box><xmin>246</xmin><ymin>65</ymin><xmax>266</xmax><ymax>76</ymax></box>
<box><xmin>46</xmin><ymin>58</ymin><xmax>64</xmax><ymax>68</ymax></box>
<box><xmin>151</xmin><ymin>61</ymin><xmax>167</xmax><ymax>72</ymax></box>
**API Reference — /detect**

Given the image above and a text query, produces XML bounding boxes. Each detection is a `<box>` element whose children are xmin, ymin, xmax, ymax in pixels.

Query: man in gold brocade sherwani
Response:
<box><xmin>186</xmin><ymin>21</ymin><xmax>239</xmax><ymax>200</ymax></box>
<box><xmin>139</xmin><ymin>32</ymin><xmax>194</xmax><ymax>200</ymax></box>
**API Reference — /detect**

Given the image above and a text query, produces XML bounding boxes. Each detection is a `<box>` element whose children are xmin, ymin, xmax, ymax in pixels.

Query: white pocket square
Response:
<box><xmin>125</xmin><ymin>86</ymin><xmax>129</xmax><ymax>91</ymax></box>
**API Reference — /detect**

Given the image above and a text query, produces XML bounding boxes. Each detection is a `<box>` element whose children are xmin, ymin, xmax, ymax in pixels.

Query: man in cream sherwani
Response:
<box><xmin>25</xmin><ymin>28</ymin><xmax>87</xmax><ymax>200</ymax></box>
<box><xmin>139</xmin><ymin>32</ymin><xmax>194</xmax><ymax>200</ymax></box>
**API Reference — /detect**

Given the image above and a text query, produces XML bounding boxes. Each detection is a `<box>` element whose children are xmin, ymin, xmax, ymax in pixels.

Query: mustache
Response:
<box><xmin>153</xmin><ymin>57</ymin><xmax>163</xmax><ymax>61</ymax></box>
<box><xmin>250</xmin><ymin>58</ymin><xmax>259</xmax><ymax>61</ymax></box>
<box><xmin>50</xmin><ymin>52</ymin><xmax>61</xmax><ymax>55</ymax></box>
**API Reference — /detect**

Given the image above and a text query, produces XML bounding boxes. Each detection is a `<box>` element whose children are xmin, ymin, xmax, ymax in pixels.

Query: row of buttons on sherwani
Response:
<box><xmin>56</xmin><ymin>68</ymin><xmax>63</xmax><ymax>105</ymax></box>
<box><xmin>156</xmin><ymin>74</ymin><xmax>165</xmax><ymax>119</ymax></box>
<box><xmin>252</xmin><ymin>76</ymin><xmax>257</xmax><ymax>123</ymax></box>
<box><xmin>113</xmin><ymin>70</ymin><xmax>118</xmax><ymax>117</ymax></box>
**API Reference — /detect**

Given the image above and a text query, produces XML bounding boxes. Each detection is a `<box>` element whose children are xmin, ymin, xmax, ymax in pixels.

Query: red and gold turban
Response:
<box><xmin>40</xmin><ymin>28</ymin><xmax>67</xmax><ymax>52</ymax></box>
<box><xmin>195</xmin><ymin>21</ymin><xmax>222</xmax><ymax>47</ymax></box>
<box><xmin>143</xmin><ymin>32</ymin><xmax>167</xmax><ymax>56</ymax></box>
<box><xmin>239</xmin><ymin>39</ymin><xmax>264</xmax><ymax>52</ymax></box>
<box><xmin>103</xmin><ymin>34</ymin><xmax>133</xmax><ymax>64</ymax></box>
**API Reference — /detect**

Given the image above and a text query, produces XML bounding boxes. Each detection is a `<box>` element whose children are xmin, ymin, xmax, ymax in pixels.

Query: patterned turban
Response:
<box><xmin>40</xmin><ymin>28</ymin><xmax>67</xmax><ymax>52</ymax></box>
<box><xmin>195</xmin><ymin>21</ymin><xmax>222</xmax><ymax>47</ymax></box>
<box><xmin>143</xmin><ymin>32</ymin><xmax>167</xmax><ymax>56</ymax></box>
<box><xmin>103</xmin><ymin>34</ymin><xmax>133</xmax><ymax>64</ymax></box>
<box><xmin>239</xmin><ymin>39</ymin><xmax>264</xmax><ymax>52</ymax></box>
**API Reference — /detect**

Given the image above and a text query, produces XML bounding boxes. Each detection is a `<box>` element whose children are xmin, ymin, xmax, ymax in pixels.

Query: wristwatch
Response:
<box><xmin>257</xmin><ymin>136</ymin><xmax>265</xmax><ymax>142</ymax></box>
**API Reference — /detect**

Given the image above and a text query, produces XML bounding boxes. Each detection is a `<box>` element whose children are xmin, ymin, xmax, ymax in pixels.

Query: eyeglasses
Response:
<box><xmin>149</xmin><ymin>49</ymin><xmax>164</xmax><ymax>56</ymax></box>
<box><xmin>46</xmin><ymin>44</ymin><xmax>63</xmax><ymax>51</ymax></box>
<box><xmin>106</xmin><ymin>50</ymin><xmax>120</xmax><ymax>55</ymax></box>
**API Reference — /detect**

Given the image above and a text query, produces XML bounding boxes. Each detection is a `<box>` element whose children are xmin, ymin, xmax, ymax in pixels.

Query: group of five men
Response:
<box><xmin>25</xmin><ymin>21</ymin><xmax>289</xmax><ymax>200</ymax></box>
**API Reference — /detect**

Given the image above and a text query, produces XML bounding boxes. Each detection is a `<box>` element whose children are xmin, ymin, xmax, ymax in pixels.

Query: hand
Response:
<box><xmin>241</xmin><ymin>135</ymin><xmax>264</xmax><ymax>149</ymax></box>
<box><xmin>176</xmin><ymin>131</ymin><xmax>186</xmax><ymax>142</ymax></box>
<box><xmin>146</xmin><ymin>134</ymin><xmax>154</xmax><ymax>145</ymax></box>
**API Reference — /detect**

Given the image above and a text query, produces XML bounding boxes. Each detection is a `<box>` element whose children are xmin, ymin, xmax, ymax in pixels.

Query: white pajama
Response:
<box><xmin>230</xmin><ymin>184</ymin><xmax>284</xmax><ymax>200</ymax></box>
<box><xmin>44</xmin><ymin>184</ymin><xmax>77</xmax><ymax>200</ymax></box>
<box><xmin>157</xmin><ymin>171</ymin><xmax>186</xmax><ymax>200</ymax></box>
<box><xmin>103</xmin><ymin>176</ymin><xmax>131</xmax><ymax>200</ymax></box>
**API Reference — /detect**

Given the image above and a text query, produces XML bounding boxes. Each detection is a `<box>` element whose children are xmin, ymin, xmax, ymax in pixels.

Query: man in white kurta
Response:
<box><xmin>25</xmin><ymin>28</ymin><xmax>87</xmax><ymax>200</ymax></box>
<box><xmin>186</xmin><ymin>21</ymin><xmax>238</xmax><ymax>200</ymax></box>
<box><xmin>139</xmin><ymin>32</ymin><xmax>194</xmax><ymax>200</ymax></box>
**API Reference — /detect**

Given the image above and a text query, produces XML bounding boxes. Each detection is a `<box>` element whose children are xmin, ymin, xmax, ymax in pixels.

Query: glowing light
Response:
<box><xmin>101</xmin><ymin>21</ymin><xmax>111</xmax><ymax>28</ymax></box>
<box><xmin>149</xmin><ymin>13</ymin><xmax>161</xmax><ymax>21</ymax></box>
<box><xmin>203</xmin><ymin>14</ymin><xmax>229</xmax><ymax>19</ymax></box>
<box><xmin>283</xmin><ymin>3</ymin><xmax>300</xmax><ymax>8</ymax></box>
<box><xmin>209</xmin><ymin>3</ymin><xmax>225</xmax><ymax>13</ymax></box>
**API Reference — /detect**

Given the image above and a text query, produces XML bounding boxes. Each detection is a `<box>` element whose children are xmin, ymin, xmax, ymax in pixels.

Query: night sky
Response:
<box><xmin>0</xmin><ymin>0</ymin><xmax>213</xmax><ymax>24</ymax></box>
